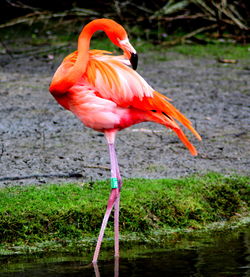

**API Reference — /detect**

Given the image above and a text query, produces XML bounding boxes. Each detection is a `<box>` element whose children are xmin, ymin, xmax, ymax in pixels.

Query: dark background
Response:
<box><xmin>0</xmin><ymin>0</ymin><xmax>249</xmax><ymax>43</ymax></box>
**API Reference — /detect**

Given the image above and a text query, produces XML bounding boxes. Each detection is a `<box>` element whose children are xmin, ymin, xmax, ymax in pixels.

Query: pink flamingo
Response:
<box><xmin>49</xmin><ymin>18</ymin><xmax>201</xmax><ymax>263</ymax></box>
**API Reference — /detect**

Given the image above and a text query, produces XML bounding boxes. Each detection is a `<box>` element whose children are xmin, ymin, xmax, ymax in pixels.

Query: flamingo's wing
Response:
<box><xmin>85</xmin><ymin>51</ymin><xmax>201</xmax><ymax>140</ymax></box>
<box><xmin>66</xmin><ymin>50</ymin><xmax>201</xmax><ymax>155</ymax></box>
<box><xmin>64</xmin><ymin>50</ymin><xmax>156</xmax><ymax>106</ymax></box>
<box><xmin>83</xmin><ymin>50</ymin><xmax>155</xmax><ymax>106</ymax></box>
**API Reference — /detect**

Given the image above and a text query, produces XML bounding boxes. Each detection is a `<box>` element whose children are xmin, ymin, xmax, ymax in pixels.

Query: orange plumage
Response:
<box><xmin>49</xmin><ymin>18</ymin><xmax>201</xmax><ymax>262</ymax></box>
<box><xmin>50</xmin><ymin>38</ymin><xmax>201</xmax><ymax>154</ymax></box>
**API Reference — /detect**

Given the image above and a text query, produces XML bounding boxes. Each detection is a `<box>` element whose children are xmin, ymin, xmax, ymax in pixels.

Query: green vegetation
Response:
<box><xmin>0</xmin><ymin>173</ymin><xmax>249</xmax><ymax>255</ymax></box>
<box><xmin>58</xmin><ymin>35</ymin><xmax>250</xmax><ymax>60</ymax></box>
<box><xmin>172</xmin><ymin>43</ymin><xmax>250</xmax><ymax>60</ymax></box>
<box><xmin>1</xmin><ymin>21</ymin><xmax>249</xmax><ymax>62</ymax></box>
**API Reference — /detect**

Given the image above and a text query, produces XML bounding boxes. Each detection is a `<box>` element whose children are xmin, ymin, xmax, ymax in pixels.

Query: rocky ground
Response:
<box><xmin>0</xmin><ymin>45</ymin><xmax>249</xmax><ymax>186</ymax></box>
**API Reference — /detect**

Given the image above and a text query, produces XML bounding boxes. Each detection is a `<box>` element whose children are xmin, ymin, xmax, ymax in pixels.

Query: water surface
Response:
<box><xmin>0</xmin><ymin>226</ymin><xmax>249</xmax><ymax>276</ymax></box>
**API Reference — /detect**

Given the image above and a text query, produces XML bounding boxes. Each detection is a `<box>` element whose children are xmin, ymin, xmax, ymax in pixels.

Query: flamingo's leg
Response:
<box><xmin>114</xmin><ymin>256</ymin><xmax>119</xmax><ymax>277</ymax></box>
<box><xmin>93</xmin><ymin>262</ymin><xmax>100</xmax><ymax>277</ymax></box>
<box><xmin>92</xmin><ymin>188</ymin><xmax>118</xmax><ymax>263</ymax></box>
<box><xmin>111</xmin><ymin>144</ymin><xmax>122</xmax><ymax>258</ymax></box>
<box><xmin>114</xmin><ymin>192</ymin><xmax>120</xmax><ymax>257</ymax></box>
<box><xmin>92</xmin><ymin>140</ymin><xmax>120</xmax><ymax>263</ymax></box>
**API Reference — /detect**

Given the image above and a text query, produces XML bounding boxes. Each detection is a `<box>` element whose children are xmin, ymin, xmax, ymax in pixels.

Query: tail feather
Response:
<box><xmin>152</xmin><ymin>91</ymin><xmax>201</xmax><ymax>141</ymax></box>
<box><xmin>172</xmin><ymin>126</ymin><xmax>198</xmax><ymax>156</ymax></box>
<box><xmin>147</xmin><ymin>111</ymin><xmax>198</xmax><ymax>156</ymax></box>
<box><xmin>131</xmin><ymin>90</ymin><xmax>201</xmax><ymax>155</ymax></box>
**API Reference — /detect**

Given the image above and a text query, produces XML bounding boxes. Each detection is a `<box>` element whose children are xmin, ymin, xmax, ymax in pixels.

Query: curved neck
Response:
<box><xmin>50</xmin><ymin>19</ymin><xmax>118</xmax><ymax>95</ymax></box>
<box><xmin>77</xmin><ymin>18</ymin><xmax>120</xmax><ymax>64</ymax></box>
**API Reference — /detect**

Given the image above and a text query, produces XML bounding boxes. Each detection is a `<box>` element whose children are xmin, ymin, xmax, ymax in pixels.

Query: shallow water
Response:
<box><xmin>0</xmin><ymin>226</ymin><xmax>249</xmax><ymax>277</ymax></box>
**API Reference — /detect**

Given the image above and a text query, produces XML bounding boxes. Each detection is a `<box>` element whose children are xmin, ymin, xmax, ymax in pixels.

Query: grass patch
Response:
<box><xmin>53</xmin><ymin>36</ymin><xmax>250</xmax><ymax>60</ymax></box>
<box><xmin>0</xmin><ymin>173</ymin><xmax>249</xmax><ymax>254</ymax></box>
<box><xmin>172</xmin><ymin>43</ymin><xmax>250</xmax><ymax>60</ymax></box>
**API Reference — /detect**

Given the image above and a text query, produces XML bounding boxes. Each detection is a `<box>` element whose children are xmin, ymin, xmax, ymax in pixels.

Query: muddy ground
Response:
<box><xmin>0</xmin><ymin>45</ymin><xmax>249</xmax><ymax>186</ymax></box>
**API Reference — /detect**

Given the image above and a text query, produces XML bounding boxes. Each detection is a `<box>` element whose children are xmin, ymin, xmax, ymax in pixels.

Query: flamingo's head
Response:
<box><xmin>104</xmin><ymin>20</ymin><xmax>138</xmax><ymax>70</ymax></box>
<box><xmin>118</xmin><ymin>37</ymin><xmax>138</xmax><ymax>70</ymax></box>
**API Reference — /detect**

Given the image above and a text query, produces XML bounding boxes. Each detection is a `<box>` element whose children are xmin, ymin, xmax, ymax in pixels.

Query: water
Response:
<box><xmin>0</xmin><ymin>226</ymin><xmax>249</xmax><ymax>277</ymax></box>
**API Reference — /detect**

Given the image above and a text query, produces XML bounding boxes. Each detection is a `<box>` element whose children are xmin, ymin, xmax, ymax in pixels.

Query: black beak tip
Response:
<box><xmin>130</xmin><ymin>53</ymin><xmax>138</xmax><ymax>70</ymax></box>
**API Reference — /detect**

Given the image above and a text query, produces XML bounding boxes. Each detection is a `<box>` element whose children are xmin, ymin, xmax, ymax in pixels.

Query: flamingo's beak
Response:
<box><xmin>130</xmin><ymin>53</ymin><xmax>138</xmax><ymax>70</ymax></box>
<box><xmin>119</xmin><ymin>38</ymin><xmax>138</xmax><ymax>70</ymax></box>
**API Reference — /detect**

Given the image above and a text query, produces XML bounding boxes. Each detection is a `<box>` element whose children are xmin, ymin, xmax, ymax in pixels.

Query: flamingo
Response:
<box><xmin>49</xmin><ymin>18</ymin><xmax>201</xmax><ymax>263</ymax></box>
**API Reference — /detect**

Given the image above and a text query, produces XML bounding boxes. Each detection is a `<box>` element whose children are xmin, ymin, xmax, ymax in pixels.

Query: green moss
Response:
<box><xmin>0</xmin><ymin>173</ymin><xmax>249</xmax><ymax>254</ymax></box>
<box><xmin>172</xmin><ymin>43</ymin><xmax>250</xmax><ymax>60</ymax></box>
